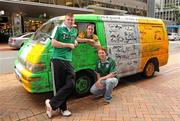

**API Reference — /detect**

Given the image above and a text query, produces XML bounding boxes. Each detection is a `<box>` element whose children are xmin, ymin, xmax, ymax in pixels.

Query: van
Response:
<box><xmin>14</xmin><ymin>14</ymin><xmax>168</xmax><ymax>97</ymax></box>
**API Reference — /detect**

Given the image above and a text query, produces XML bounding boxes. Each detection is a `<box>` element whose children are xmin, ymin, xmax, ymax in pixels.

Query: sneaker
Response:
<box><xmin>61</xmin><ymin>110</ymin><xmax>72</xmax><ymax>117</ymax></box>
<box><xmin>104</xmin><ymin>99</ymin><xmax>111</xmax><ymax>104</ymax></box>
<box><xmin>45</xmin><ymin>99</ymin><xmax>52</xmax><ymax>118</ymax></box>
<box><xmin>91</xmin><ymin>94</ymin><xmax>104</xmax><ymax>100</ymax></box>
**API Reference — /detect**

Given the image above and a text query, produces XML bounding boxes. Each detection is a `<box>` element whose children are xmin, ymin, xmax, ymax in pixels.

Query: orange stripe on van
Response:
<box><xmin>137</xmin><ymin>18</ymin><xmax>168</xmax><ymax>71</ymax></box>
<box><xmin>137</xmin><ymin>17</ymin><xmax>162</xmax><ymax>24</ymax></box>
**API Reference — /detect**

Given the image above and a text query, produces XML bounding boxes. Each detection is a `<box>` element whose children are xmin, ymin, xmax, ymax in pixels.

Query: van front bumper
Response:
<box><xmin>14</xmin><ymin>62</ymin><xmax>52</xmax><ymax>93</ymax></box>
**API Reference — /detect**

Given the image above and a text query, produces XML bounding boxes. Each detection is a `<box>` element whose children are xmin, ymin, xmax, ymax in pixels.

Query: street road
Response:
<box><xmin>0</xmin><ymin>50</ymin><xmax>18</xmax><ymax>73</ymax></box>
<box><xmin>169</xmin><ymin>41</ymin><xmax>180</xmax><ymax>54</ymax></box>
<box><xmin>0</xmin><ymin>41</ymin><xmax>180</xmax><ymax>73</ymax></box>
<box><xmin>0</xmin><ymin>41</ymin><xmax>180</xmax><ymax>120</ymax></box>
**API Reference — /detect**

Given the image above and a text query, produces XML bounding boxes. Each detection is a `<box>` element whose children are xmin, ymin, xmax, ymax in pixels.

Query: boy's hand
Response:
<box><xmin>95</xmin><ymin>80</ymin><xmax>104</xmax><ymax>89</ymax></box>
<box><xmin>74</xmin><ymin>40</ymin><xmax>78</xmax><ymax>47</ymax></box>
<box><xmin>69</xmin><ymin>44</ymin><xmax>75</xmax><ymax>49</ymax></box>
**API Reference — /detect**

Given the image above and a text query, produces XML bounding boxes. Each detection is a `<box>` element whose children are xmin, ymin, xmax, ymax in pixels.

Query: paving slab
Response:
<box><xmin>0</xmin><ymin>44</ymin><xmax>180</xmax><ymax>121</ymax></box>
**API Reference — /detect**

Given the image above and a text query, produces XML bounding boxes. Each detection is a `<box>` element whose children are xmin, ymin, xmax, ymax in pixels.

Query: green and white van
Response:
<box><xmin>14</xmin><ymin>14</ymin><xmax>168</xmax><ymax>97</ymax></box>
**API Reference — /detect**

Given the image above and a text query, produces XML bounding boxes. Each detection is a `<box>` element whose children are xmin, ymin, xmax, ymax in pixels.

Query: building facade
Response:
<box><xmin>0</xmin><ymin>0</ymin><xmax>150</xmax><ymax>43</ymax></box>
<box><xmin>155</xmin><ymin>0</ymin><xmax>180</xmax><ymax>24</ymax></box>
<box><xmin>79</xmin><ymin>0</ymin><xmax>148</xmax><ymax>16</ymax></box>
<box><xmin>0</xmin><ymin>0</ymin><xmax>94</xmax><ymax>42</ymax></box>
<box><xmin>155</xmin><ymin>0</ymin><xmax>180</xmax><ymax>34</ymax></box>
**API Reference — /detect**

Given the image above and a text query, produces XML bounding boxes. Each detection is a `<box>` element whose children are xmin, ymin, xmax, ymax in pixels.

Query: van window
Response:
<box><xmin>152</xmin><ymin>26</ymin><xmax>164</xmax><ymax>41</ymax></box>
<box><xmin>33</xmin><ymin>20</ymin><xmax>63</xmax><ymax>43</ymax></box>
<box><xmin>76</xmin><ymin>22</ymin><xmax>97</xmax><ymax>35</ymax></box>
<box><xmin>139</xmin><ymin>24</ymin><xmax>164</xmax><ymax>42</ymax></box>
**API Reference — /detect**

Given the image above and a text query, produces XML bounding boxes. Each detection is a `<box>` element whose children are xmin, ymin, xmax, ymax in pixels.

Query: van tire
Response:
<box><xmin>142</xmin><ymin>60</ymin><xmax>156</xmax><ymax>78</ymax></box>
<box><xmin>21</xmin><ymin>43</ymin><xmax>24</xmax><ymax>48</ymax></box>
<box><xmin>74</xmin><ymin>70</ymin><xmax>96</xmax><ymax>97</ymax></box>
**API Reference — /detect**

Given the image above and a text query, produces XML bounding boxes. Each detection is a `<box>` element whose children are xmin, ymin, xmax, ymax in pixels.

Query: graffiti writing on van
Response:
<box><xmin>104</xmin><ymin>22</ymin><xmax>141</xmax><ymax>76</ymax></box>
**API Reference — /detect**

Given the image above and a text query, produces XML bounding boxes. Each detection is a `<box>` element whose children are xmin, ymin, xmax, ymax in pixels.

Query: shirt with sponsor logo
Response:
<box><xmin>95</xmin><ymin>57</ymin><xmax>117</xmax><ymax>77</ymax></box>
<box><xmin>52</xmin><ymin>23</ymin><xmax>77</xmax><ymax>61</ymax></box>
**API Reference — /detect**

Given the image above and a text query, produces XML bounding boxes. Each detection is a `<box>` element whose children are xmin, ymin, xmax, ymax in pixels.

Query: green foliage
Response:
<box><xmin>166</xmin><ymin>3</ymin><xmax>180</xmax><ymax>25</ymax></box>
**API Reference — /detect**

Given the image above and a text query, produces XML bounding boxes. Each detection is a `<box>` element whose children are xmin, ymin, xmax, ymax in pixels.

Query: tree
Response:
<box><xmin>166</xmin><ymin>3</ymin><xmax>180</xmax><ymax>25</ymax></box>
<box><xmin>155</xmin><ymin>3</ymin><xmax>161</xmax><ymax>10</ymax></box>
<box><xmin>174</xmin><ymin>7</ymin><xmax>180</xmax><ymax>25</ymax></box>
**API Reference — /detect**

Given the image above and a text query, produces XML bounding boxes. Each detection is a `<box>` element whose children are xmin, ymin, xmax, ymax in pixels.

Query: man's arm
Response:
<box><xmin>77</xmin><ymin>37</ymin><xmax>101</xmax><ymax>49</ymax></box>
<box><xmin>95</xmin><ymin>72</ymin><xmax>116</xmax><ymax>89</ymax></box>
<box><xmin>88</xmin><ymin>41</ymin><xmax>101</xmax><ymax>49</ymax></box>
<box><xmin>95</xmin><ymin>72</ymin><xmax>100</xmax><ymax>80</ymax></box>
<box><xmin>88</xmin><ymin>35</ymin><xmax>101</xmax><ymax>49</ymax></box>
<box><xmin>51</xmin><ymin>39</ymin><xmax>75</xmax><ymax>49</ymax></box>
<box><xmin>76</xmin><ymin>37</ymin><xmax>94</xmax><ymax>43</ymax></box>
<box><xmin>98</xmin><ymin>72</ymin><xmax>115</xmax><ymax>81</ymax></box>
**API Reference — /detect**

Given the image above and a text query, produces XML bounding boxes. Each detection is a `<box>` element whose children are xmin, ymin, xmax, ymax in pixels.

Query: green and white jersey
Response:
<box><xmin>95</xmin><ymin>57</ymin><xmax>117</xmax><ymax>77</ymax></box>
<box><xmin>52</xmin><ymin>23</ymin><xmax>78</xmax><ymax>61</ymax></box>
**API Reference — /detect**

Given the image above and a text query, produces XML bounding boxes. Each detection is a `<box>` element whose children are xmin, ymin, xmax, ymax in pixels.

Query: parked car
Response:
<box><xmin>8</xmin><ymin>32</ymin><xmax>34</xmax><ymax>49</ymax></box>
<box><xmin>175</xmin><ymin>33</ymin><xmax>180</xmax><ymax>41</ymax></box>
<box><xmin>168</xmin><ymin>32</ymin><xmax>179</xmax><ymax>41</ymax></box>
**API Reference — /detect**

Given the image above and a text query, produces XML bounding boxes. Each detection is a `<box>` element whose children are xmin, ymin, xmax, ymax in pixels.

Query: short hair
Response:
<box><xmin>86</xmin><ymin>23</ymin><xmax>95</xmax><ymax>29</ymax></box>
<box><xmin>66</xmin><ymin>13</ymin><xmax>74</xmax><ymax>18</ymax></box>
<box><xmin>98</xmin><ymin>47</ymin><xmax>107</xmax><ymax>54</ymax></box>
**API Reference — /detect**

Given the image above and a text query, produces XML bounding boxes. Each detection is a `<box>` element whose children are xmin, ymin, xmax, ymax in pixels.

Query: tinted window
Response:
<box><xmin>33</xmin><ymin>19</ymin><xmax>63</xmax><ymax>43</ymax></box>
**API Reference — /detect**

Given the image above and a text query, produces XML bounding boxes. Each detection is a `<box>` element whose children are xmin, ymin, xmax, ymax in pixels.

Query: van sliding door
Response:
<box><xmin>103</xmin><ymin>21</ymin><xmax>140</xmax><ymax>77</ymax></box>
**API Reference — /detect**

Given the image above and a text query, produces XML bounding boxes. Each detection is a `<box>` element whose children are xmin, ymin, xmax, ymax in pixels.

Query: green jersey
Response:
<box><xmin>52</xmin><ymin>24</ymin><xmax>77</xmax><ymax>61</ymax></box>
<box><xmin>95</xmin><ymin>57</ymin><xmax>117</xmax><ymax>77</ymax></box>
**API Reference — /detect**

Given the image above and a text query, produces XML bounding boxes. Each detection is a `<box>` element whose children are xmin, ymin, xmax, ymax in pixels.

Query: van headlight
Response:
<box><xmin>26</xmin><ymin>62</ymin><xmax>45</xmax><ymax>72</ymax></box>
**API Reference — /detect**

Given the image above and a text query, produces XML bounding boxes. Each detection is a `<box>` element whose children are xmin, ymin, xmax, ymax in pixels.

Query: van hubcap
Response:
<box><xmin>146</xmin><ymin>63</ymin><xmax>154</xmax><ymax>77</ymax></box>
<box><xmin>75</xmin><ymin>76</ymin><xmax>90</xmax><ymax>94</ymax></box>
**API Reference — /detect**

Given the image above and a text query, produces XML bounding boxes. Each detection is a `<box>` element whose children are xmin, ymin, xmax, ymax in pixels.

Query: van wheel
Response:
<box><xmin>75</xmin><ymin>71</ymin><xmax>96</xmax><ymax>97</ymax></box>
<box><xmin>142</xmin><ymin>61</ymin><xmax>155</xmax><ymax>78</ymax></box>
<box><xmin>21</xmin><ymin>43</ymin><xmax>24</xmax><ymax>48</ymax></box>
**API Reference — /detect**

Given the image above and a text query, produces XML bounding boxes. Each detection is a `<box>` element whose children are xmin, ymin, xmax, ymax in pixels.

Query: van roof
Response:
<box><xmin>49</xmin><ymin>14</ymin><xmax>163</xmax><ymax>24</ymax></box>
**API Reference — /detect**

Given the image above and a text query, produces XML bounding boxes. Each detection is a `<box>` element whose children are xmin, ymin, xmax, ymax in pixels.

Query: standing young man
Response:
<box><xmin>90</xmin><ymin>48</ymin><xmax>119</xmax><ymax>103</ymax></box>
<box><xmin>45</xmin><ymin>13</ymin><xmax>78</xmax><ymax>118</ymax></box>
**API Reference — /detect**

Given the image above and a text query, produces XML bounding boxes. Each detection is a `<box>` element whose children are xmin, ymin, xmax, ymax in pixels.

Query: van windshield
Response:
<box><xmin>33</xmin><ymin>19</ymin><xmax>63</xmax><ymax>44</ymax></box>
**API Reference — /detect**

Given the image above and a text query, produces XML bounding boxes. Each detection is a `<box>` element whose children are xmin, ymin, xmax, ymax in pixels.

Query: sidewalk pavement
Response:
<box><xmin>0</xmin><ymin>43</ymin><xmax>15</xmax><ymax>51</ymax></box>
<box><xmin>0</xmin><ymin>53</ymin><xmax>180</xmax><ymax>121</ymax></box>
